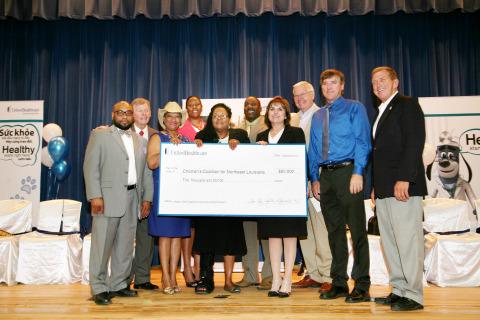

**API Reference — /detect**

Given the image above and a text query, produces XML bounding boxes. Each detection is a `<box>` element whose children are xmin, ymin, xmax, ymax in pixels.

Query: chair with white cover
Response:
<box><xmin>0</xmin><ymin>199</ymin><xmax>32</xmax><ymax>286</ymax></box>
<box><xmin>364</xmin><ymin>199</ymin><xmax>375</xmax><ymax>230</ymax></box>
<box><xmin>424</xmin><ymin>232</ymin><xmax>480</xmax><ymax>287</ymax></box>
<box><xmin>423</xmin><ymin>198</ymin><xmax>471</xmax><ymax>234</ymax></box>
<box><xmin>346</xmin><ymin>232</ymin><xmax>390</xmax><ymax>286</ymax></box>
<box><xmin>15</xmin><ymin>200</ymin><xmax>83</xmax><ymax>285</ymax></box>
<box><xmin>0</xmin><ymin>199</ymin><xmax>32</xmax><ymax>234</ymax></box>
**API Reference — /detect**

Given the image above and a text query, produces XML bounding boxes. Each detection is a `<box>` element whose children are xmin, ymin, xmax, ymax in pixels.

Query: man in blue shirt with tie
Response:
<box><xmin>308</xmin><ymin>69</ymin><xmax>372</xmax><ymax>303</ymax></box>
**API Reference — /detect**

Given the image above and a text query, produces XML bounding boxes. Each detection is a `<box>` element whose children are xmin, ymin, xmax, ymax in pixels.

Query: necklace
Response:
<box><xmin>191</xmin><ymin>121</ymin><xmax>204</xmax><ymax>130</ymax></box>
<box><xmin>164</xmin><ymin>130</ymin><xmax>180</xmax><ymax>141</ymax></box>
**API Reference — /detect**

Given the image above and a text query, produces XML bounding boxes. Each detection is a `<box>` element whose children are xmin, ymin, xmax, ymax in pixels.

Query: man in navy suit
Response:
<box><xmin>370</xmin><ymin>67</ymin><xmax>427</xmax><ymax>311</ymax></box>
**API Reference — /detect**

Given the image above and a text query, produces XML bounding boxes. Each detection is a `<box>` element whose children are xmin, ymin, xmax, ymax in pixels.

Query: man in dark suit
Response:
<box><xmin>127</xmin><ymin>98</ymin><xmax>159</xmax><ymax>290</ymax></box>
<box><xmin>370</xmin><ymin>67</ymin><xmax>426</xmax><ymax>311</ymax></box>
<box><xmin>84</xmin><ymin>101</ymin><xmax>154</xmax><ymax>305</ymax></box>
<box><xmin>234</xmin><ymin>96</ymin><xmax>272</xmax><ymax>290</ymax></box>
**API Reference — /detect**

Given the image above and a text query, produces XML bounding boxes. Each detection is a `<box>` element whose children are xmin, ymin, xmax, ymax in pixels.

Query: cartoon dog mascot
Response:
<box><xmin>427</xmin><ymin>131</ymin><xmax>477</xmax><ymax>219</ymax></box>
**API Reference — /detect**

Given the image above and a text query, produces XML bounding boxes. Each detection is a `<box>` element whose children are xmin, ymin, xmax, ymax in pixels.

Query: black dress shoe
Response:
<box><xmin>391</xmin><ymin>297</ymin><xmax>424</xmax><ymax>311</ymax></box>
<box><xmin>109</xmin><ymin>287</ymin><xmax>138</xmax><ymax>298</ymax></box>
<box><xmin>345</xmin><ymin>287</ymin><xmax>370</xmax><ymax>303</ymax></box>
<box><xmin>374</xmin><ymin>292</ymin><xmax>401</xmax><ymax>305</ymax></box>
<box><xmin>93</xmin><ymin>292</ymin><xmax>111</xmax><ymax>305</ymax></box>
<box><xmin>133</xmin><ymin>282</ymin><xmax>158</xmax><ymax>290</ymax></box>
<box><xmin>319</xmin><ymin>285</ymin><xmax>349</xmax><ymax>300</ymax></box>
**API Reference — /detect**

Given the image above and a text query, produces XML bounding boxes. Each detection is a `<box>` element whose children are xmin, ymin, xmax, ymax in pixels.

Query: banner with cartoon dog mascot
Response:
<box><xmin>420</xmin><ymin>96</ymin><xmax>480</xmax><ymax>231</ymax></box>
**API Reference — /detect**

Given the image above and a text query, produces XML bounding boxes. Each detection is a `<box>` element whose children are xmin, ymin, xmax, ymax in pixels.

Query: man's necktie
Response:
<box><xmin>322</xmin><ymin>104</ymin><xmax>331</xmax><ymax>161</ymax></box>
<box><xmin>139</xmin><ymin>130</ymin><xmax>144</xmax><ymax>137</ymax></box>
<box><xmin>119</xmin><ymin>129</ymin><xmax>132</xmax><ymax>137</ymax></box>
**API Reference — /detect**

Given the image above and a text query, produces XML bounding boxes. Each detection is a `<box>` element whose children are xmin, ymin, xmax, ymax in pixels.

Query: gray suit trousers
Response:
<box><xmin>376</xmin><ymin>196</ymin><xmax>424</xmax><ymax>305</ymax></box>
<box><xmin>128</xmin><ymin>216</ymin><xmax>154</xmax><ymax>285</ymax></box>
<box><xmin>90</xmin><ymin>189</ymin><xmax>138</xmax><ymax>295</ymax></box>
<box><xmin>241</xmin><ymin>220</ymin><xmax>272</xmax><ymax>282</ymax></box>
<box><xmin>298</xmin><ymin>198</ymin><xmax>333</xmax><ymax>283</ymax></box>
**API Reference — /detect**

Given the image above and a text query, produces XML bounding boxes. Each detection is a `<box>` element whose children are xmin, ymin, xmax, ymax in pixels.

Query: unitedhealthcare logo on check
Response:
<box><xmin>164</xmin><ymin>148</ymin><xmax>207</xmax><ymax>156</ymax></box>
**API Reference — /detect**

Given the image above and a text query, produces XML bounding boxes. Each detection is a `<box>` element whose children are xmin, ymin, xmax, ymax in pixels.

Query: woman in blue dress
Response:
<box><xmin>147</xmin><ymin>101</ymin><xmax>191</xmax><ymax>294</ymax></box>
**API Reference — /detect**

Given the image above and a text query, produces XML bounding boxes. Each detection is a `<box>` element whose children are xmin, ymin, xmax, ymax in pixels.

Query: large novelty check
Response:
<box><xmin>157</xmin><ymin>143</ymin><xmax>307</xmax><ymax>217</ymax></box>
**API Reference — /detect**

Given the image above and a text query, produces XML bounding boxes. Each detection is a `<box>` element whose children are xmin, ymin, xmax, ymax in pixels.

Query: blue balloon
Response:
<box><xmin>48</xmin><ymin>136</ymin><xmax>70</xmax><ymax>162</ymax></box>
<box><xmin>52</xmin><ymin>160</ymin><xmax>71</xmax><ymax>182</ymax></box>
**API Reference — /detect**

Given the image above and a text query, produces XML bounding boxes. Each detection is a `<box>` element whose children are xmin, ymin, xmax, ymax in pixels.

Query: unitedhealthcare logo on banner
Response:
<box><xmin>460</xmin><ymin>129</ymin><xmax>480</xmax><ymax>155</ymax></box>
<box><xmin>4</xmin><ymin>105</ymin><xmax>42</xmax><ymax>115</ymax></box>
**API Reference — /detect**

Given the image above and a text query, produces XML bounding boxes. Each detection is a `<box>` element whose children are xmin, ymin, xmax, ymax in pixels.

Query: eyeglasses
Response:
<box><xmin>213</xmin><ymin>114</ymin><xmax>228</xmax><ymax>119</ymax></box>
<box><xmin>293</xmin><ymin>91</ymin><xmax>311</xmax><ymax>99</ymax></box>
<box><xmin>115</xmin><ymin>110</ymin><xmax>134</xmax><ymax>116</ymax></box>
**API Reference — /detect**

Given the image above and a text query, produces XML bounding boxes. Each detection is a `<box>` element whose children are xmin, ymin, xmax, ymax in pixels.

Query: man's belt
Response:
<box><xmin>321</xmin><ymin>160</ymin><xmax>354</xmax><ymax>171</ymax></box>
<box><xmin>127</xmin><ymin>184</ymin><xmax>137</xmax><ymax>190</ymax></box>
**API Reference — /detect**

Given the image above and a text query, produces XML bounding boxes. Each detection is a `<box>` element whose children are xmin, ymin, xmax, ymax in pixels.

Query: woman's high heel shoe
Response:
<box><xmin>278</xmin><ymin>280</ymin><xmax>292</xmax><ymax>298</ymax></box>
<box><xmin>268</xmin><ymin>279</ymin><xmax>283</xmax><ymax>297</ymax></box>
<box><xmin>183</xmin><ymin>272</ymin><xmax>198</xmax><ymax>287</ymax></box>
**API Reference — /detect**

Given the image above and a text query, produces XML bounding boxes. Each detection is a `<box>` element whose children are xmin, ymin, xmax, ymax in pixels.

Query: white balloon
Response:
<box><xmin>41</xmin><ymin>146</ymin><xmax>54</xmax><ymax>168</ymax></box>
<box><xmin>43</xmin><ymin>123</ymin><xmax>62</xmax><ymax>143</ymax></box>
<box><xmin>423</xmin><ymin>143</ymin><xmax>436</xmax><ymax>166</ymax></box>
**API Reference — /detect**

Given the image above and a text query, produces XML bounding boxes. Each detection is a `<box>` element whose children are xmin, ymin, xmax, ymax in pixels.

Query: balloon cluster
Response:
<box><xmin>41</xmin><ymin>123</ymin><xmax>71</xmax><ymax>182</ymax></box>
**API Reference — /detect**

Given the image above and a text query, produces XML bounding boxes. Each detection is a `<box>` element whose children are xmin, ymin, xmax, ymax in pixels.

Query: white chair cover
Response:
<box><xmin>15</xmin><ymin>231</ymin><xmax>83</xmax><ymax>285</ymax></box>
<box><xmin>364</xmin><ymin>199</ymin><xmax>375</xmax><ymax>230</ymax></box>
<box><xmin>0</xmin><ymin>235</ymin><xmax>21</xmax><ymax>286</ymax></box>
<box><xmin>424</xmin><ymin>232</ymin><xmax>480</xmax><ymax>287</ymax></box>
<box><xmin>38</xmin><ymin>200</ymin><xmax>82</xmax><ymax>232</ymax></box>
<box><xmin>81</xmin><ymin>234</ymin><xmax>128</xmax><ymax>285</ymax></box>
<box><xmin>0</xmin><ymin>199</ymin><xmax>32</xmax><ymax>234</ymax></box>
<box><xmin>423</xmin><ymin>198</ymin><xmax>470</xmax><ymax>233</ymax></box>
<box><xmin>347</xmin><ymin>232</ymin><xmax>389</xmax><ymax>286</ymax></box>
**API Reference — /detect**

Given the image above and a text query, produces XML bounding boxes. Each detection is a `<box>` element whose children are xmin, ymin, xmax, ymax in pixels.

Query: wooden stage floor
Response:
<box><xmin>1</xmin><ymin>269</ymin><xmax>480</xmax><ymax>319</ymax></box>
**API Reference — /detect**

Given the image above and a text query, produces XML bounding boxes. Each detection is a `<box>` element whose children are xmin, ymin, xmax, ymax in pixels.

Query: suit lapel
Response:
<box><xmin>110</xmin><ymin>126</ymin><xmax>128</xmax><ymax>156</ymax></box>
<box><xmin>374</xmin><ymin>94</ymin><xmax>398</xmax><ymax>138</ymax></box>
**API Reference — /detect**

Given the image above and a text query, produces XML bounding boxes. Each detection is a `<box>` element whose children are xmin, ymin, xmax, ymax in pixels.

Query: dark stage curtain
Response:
<box><xmin>1</xmin><ymin>0</ymin><xmax>479</xmax><ymax>21</ymax></box>
<box><xmin>1</xmin><ymin>12</ymin><xmax>479</xmax><ymax>230</ymax></box>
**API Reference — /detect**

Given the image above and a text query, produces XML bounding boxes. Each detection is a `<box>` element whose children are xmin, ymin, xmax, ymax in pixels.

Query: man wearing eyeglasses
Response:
<box><xmin>84</xmin><ymin>101</ymin><xmax>154</xmax><ymax>305</ymax></box>
<box><xmin>290</xmin><ymin>81</ymin><xmax>333</xmax><ymax>293</ymax></box>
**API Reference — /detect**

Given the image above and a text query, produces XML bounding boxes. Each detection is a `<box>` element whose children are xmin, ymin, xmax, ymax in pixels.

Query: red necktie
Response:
<box><xmin>139</xmin><ymin>130</ymin><xmax>144</xmax><ymax>136</ymax></box>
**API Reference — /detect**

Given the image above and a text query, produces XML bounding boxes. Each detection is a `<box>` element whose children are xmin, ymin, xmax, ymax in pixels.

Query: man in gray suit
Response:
<box><xmin>234</xmin><ymin>96</ymin><xmax>273</xmax><ymax>290</ymax></box>
<box><xmin>127</xmin><ymin>98</ymin><xmax>159</xmax><ymax>291</ymax></box>
<box><xmin>84</xmin><ymin>101</ymin><xmax>154</xmax><ymax>305</ymax></box>
<box><xmin>291</xmin><ymin>81</ymin><xmax>333</xmax><ymax>292</ymax></box>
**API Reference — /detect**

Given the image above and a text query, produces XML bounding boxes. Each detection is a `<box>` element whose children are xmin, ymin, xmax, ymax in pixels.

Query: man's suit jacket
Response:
<box><xmin>236</xmin><ymin>116</ymin><xmax>269</xmax><ymax>143</ymax></box>
<box><xmin>371</xmin><ymin>93</ymin><xmax>427</xmax><ymax>198</ymax></box>
<box><xmin>256</xmin><ymin>125</ymin><xmax>306</xmax><ymax>145</ymax></box>
<box><xmin>84</xmin><ymin>125</ymin><xmax>154</xmax><ymax>218</ymax></box>
<box><xmin>146</xmin><ymin>126</ymin><xmax>158</xmax><ymax>139</ymax></box>
<box><xmin>290</xmin><ymin>104</ymin><xmax>320</xmax><ymax>150</ymax></box>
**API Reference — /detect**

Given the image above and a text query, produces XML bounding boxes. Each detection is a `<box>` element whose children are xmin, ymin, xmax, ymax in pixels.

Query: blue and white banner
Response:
<box><xmin>0</xmin><ymin>101</ymin><xmax>44</xmax><ymax>226</ymax></box>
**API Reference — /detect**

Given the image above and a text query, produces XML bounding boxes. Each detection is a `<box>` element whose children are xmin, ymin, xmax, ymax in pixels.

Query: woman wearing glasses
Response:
<box><xmin>147</xmin><ymin>102</ymin><xmax>191</xmax><ymax>295</ymax></box>
<box><xmin>192</xmin><ymin>103</ymin><xmax>249</xmax><ymax>294</ymax></box>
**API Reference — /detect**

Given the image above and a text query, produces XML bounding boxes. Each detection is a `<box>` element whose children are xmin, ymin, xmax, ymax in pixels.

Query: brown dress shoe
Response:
<box><xmin>292</xmin><ymin>275</ymin><xmax>322</xmax><ymax>288</ymax></box>
<box><xmin>318</xmin><ymin>282</ymin><xmax>332</xmax><ymax>293</ymax></box>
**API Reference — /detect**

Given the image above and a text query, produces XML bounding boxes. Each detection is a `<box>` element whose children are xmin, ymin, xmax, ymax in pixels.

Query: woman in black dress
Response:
<box><xmin>256</xmin><ymin>96</ymin><xmax>308</xmax><ymax>298</ymax></box>
<box><xmin>192</xmin><ymin>103</ymin><xmax>249</xmax><ymax>294</ymax></box>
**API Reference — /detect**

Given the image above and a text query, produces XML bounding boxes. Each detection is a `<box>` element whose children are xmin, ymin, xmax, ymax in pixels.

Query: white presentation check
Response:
<box><xmin>157</xmin><ymin>142</ymin><xmax>308</xmax><ymax>217</ymax></box>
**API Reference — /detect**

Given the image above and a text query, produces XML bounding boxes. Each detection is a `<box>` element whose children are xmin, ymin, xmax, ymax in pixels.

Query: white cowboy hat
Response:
<box><xmin>158</xmin><ymin>101</ymin><xmax>188</xmax><ymax>129</ymax></box>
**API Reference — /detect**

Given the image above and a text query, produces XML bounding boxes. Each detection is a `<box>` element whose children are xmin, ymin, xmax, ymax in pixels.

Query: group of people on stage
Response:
<box><xmin>83</xmin><ymin>66</ymin><xmax>426</xmax><ymax>312</ymax></box>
